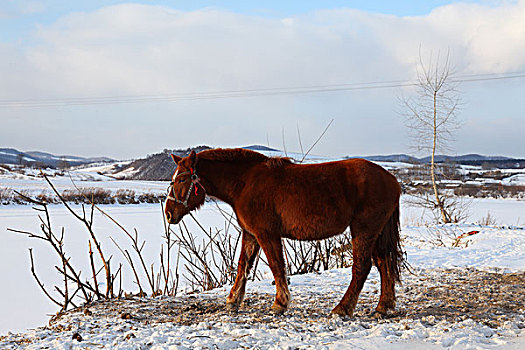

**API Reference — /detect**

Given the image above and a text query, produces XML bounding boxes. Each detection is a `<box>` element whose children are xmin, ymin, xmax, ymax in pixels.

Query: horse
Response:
<box><xmin>164</xmin><ymin>148</ymin><xmax>404</xmax><ymax>317</ymax></box>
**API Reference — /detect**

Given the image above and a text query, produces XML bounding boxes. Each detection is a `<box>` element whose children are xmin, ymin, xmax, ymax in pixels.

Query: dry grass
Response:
<box><xmin>42</xmin><ymin>268</ymin><xmax>525</xmax><ymax>330</ymax></box>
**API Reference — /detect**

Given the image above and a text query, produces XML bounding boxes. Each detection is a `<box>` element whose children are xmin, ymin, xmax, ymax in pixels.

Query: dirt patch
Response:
<box><xmin>45</xmin><ymin>268</ymin><xmax>524</xmax><ymax>331</ymax></box>
<box><xmin>395</xmin><ymin>268</ymin><xmax>525</xmax><ymax>328</ymax></box>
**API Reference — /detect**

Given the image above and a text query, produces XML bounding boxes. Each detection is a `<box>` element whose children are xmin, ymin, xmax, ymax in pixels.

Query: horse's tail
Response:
<box><xmin>374</xmin><ymin>205</ymin><xmax>404</xmax><ymax>283</ymax></box>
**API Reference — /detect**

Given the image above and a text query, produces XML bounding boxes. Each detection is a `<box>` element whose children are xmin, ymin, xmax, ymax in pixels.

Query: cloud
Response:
<box><xmin>1</xmin><ymin>1</ymin><xmax>525</xmax><ymax>158</ymax></box>
<box><xmin>9</xmin><ymin>2</ymin><xmax>524</xmax><ymax>97</ymax></box>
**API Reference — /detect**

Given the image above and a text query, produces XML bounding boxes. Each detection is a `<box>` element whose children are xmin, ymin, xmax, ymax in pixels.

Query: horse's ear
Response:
<box><xmin>189</xmin><ymin>150</ymin><xmax>197</xmax><ymax>168</ymax></box>
<box><xmin>170</xmin><ymin>154</ymin><xmax>182</xmax><ymax>163</ymax></box>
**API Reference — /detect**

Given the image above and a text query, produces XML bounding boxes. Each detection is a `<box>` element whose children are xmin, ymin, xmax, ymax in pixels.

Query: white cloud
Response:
<box><xmin>1</xmin><ymin>1</ymin><xmax>525</xmax><ymax>158</ymax></box>
<box><xmin>9</xmin><ymin>2</ymin><xmax>524</xmax><ymax>98</ymax></box>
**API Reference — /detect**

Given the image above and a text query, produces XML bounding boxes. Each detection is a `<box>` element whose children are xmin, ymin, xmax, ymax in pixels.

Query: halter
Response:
<box><xmin>166</xmin><ymin>168</ymin><xmax>205</xmax><ymax>209</ymax></box>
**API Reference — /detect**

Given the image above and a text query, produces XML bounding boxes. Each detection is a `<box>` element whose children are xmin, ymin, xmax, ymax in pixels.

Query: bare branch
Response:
<box><xmin>28</xmin><ymin>249</ymin><xmax>62</xmax><ymax>308</ymax></box>
<box><xmin>299</xmin><ymin>119</ymin><xmax>334</xmax><ymax>163</ymax></box>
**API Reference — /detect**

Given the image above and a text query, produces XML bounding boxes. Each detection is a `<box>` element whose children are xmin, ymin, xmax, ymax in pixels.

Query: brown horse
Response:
<box><xmin>165</xmin><ymin>148</ymin><xmax>404</xmax><ymax>317</ymax></box>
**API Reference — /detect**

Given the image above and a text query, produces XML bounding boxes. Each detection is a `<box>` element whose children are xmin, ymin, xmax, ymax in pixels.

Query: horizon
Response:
<box><xmin>1</xmin><ymin>144</ymin><xmax>523</xmax><ymax>162</ymax></box>
<box><xmin>1</xmin><ymin>1</ymin><xmax>525</xmax><ymax>159</ymax></box>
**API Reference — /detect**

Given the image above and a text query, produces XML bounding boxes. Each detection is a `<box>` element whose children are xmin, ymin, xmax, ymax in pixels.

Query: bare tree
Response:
<box><xmin>401</xmin><ymin>49</ymin><xmax>462</xmax><ymax>223</ymax></box>
<box><xmin>17</xmin><ymin>153</ymin><xmax>24</xmax><ymax>166</ymax></box>
<box><xmin>57</xmin><ymin>156</ymin><xmax>70</xmax><ymax>171</ymax></box>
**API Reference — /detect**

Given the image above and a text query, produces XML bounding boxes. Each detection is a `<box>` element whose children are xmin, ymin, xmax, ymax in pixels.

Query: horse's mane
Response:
<box><xmin>198</xmin><ymin>148</ymin><xmax>292</xmax><ymax>168</ymax></box>
<box><xmin>266</xmin><ymin>157</ymin><xmax>292</xmax><ymax>168</ymax></box>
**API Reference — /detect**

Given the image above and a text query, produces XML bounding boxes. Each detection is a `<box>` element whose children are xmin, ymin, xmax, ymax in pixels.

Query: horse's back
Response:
<box><xmin>237</xmin><ymin>157</ymin><xmax>400</xmax><ymax>241</ymax></box>
<box><xmin>338</xmin><ymin>158</ymin><xmax>401</xmax><ymax>201</ymax></box>
<box><xmin>286</xmin><ymin>158</ymin><xmax>399</xmax><ymax>197</ymax></box>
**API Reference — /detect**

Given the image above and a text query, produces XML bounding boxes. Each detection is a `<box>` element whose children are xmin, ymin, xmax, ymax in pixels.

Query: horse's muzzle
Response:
<box><xmin>165</xmin><ymin>212</ymin><xmax>182</xmax><ymax>225</ymax></box>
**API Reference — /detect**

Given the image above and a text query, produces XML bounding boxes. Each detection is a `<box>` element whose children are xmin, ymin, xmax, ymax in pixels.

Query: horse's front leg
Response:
<box><xmin>258</xmin><ymin>235</ymin><xmax>290</xmax><ymax>314</ymax></box>
<box><xmin>226</xmin><ymin>229</ymin><xmax>260</xmax><ymax>310</ymax></box>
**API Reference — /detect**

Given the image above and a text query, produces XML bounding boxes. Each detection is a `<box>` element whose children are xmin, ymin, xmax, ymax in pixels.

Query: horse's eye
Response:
<box><xmin>178</xmin><ymin>178</ymin><xmax>186</xmax><ymax>183</ymax></box>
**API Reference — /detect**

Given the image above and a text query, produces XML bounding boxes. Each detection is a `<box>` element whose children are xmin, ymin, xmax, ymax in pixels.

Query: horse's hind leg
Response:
<box><xmin>372</xmin><ymin>208</ymin><xmax>402</xmax><ymax>316</ymax></box>
<box><xmin>226</xmin><ymin>230</ymin><xmax>260</xmax><ymax>310</ymax></box>
<box><xmin>331</xmin><ymin>232</ymin><xmax>374</xmax><ymax>317</ymax></box>
<box><xmin>373</xmin><ymin>256</ymin><xmax>396</xmax><ymax>316</ymax></box>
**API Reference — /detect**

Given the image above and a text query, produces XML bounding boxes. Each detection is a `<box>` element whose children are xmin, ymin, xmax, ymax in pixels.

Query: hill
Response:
<box><xmin>359</xmin><ymin>154</ymin><xmax>524</xmax><ymax>168</ymax></box>
<box><xmin>0</xmin><ymin>148</ymin><xmax>113</xmax><ymax>168</ymax></box>
<box><xmin>112</xmin><ymin>145</ymin><xmax>212</xmax><ymax>180</ymax></box>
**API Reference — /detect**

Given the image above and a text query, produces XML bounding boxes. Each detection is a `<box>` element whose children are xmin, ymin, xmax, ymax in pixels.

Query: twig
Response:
<box><xmin>41</xmin><ymin>172</ymin><xmax>112</xmax><ymax>297</ymax></box>
<box><xmin>281</xmin><ymin>127</ymin><xmax>288</xmax><ymax>157</ymax></box>
<box><xmin>89</xmin><ymin>241</ymin><xmax>102</xmax><ymax>299</ymax></box>
<box><xmin>297</xmin><ymin>123</ymin><xmax>305</xmax><ymax>159</ymax></box>
<box><xmin>110</xmin><ymin>237</ymin><xmax>145</xmax><ymax>296</ymax></box>
<box><xmin>28</xmin><ymin>249</ymin><xmax>62</xmax><ymax>308</ymax></box>
<box><xmin>299</xmin><ymin>119</ymin><xmax>334</xmax><ymax>163</ymax></box>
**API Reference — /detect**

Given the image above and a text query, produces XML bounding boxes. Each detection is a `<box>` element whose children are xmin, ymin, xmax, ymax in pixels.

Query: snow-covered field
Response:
<box><xmin>0</xmin><ymin>164</ymin><xmax>166</xmax><ymax>200</ymax></box>
<box><xmin>1</xmin><ymin>193</ymin><xmax>524</xmax><ymax>349</ymax></box>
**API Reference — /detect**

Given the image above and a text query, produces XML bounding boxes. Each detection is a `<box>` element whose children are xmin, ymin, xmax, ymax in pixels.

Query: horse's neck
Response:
<box><xmin>198</xmin><ymin>159</ymin><xmax>253</xmax><ymax>206</ymax></box>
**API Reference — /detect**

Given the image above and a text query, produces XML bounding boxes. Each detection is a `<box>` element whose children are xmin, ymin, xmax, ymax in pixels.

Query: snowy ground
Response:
<box><xmin>2</xmin><ymin>265</ymin><xmax>524</xmax><ymax>349</ymax></box>
<box><xmin>0</xmin><ymin>195</ymin><xmax>524</xmax><ymax>349</ymax></box>
<box><xmin>0</xmin><ymin>164</ymin><xmax>166</xmax><ymax>202</ymax></box>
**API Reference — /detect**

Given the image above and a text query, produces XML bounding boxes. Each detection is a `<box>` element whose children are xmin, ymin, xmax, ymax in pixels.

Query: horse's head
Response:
<box><xmin>164</xmin><ymin>150</ymin><xmax>206</xmax><ymax>224</ymax></box>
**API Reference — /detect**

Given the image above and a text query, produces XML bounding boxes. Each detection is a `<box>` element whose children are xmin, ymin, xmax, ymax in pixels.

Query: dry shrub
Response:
<box><xmin>172</xmin><ymin>217</ymin><xmax>243</xmax><ymax>292</ymax></box>
<box><xmin>1</xmin><ymin>186</ymin><xmax>164</xmax><ymax>205</ymax></box>
<box><xmin>479</xmin><ymin>212</ymin><xmax>498</xmax><ymax>226</ymax></box>
<box><xmin>13</xmin><ymin>190</ymin><xmax>33</xmax><ymax>204</ymax></box>
<box><xmin>284</xmin><ymin>230</ymin><xmax>353</xmax><ymax>275</ymax></box>
<box><xmin>455</xmin><ymin>184</ymin><xmax>525</xmax><ymax>199</ymax></box>
<box><xmin>138</xmin><ymin>193</ymin><xmax>164</xmax><ymax>203</ymax></box>
<box><xmin>115</xmin><ymin>189</ymin><xmax>138</xmax><ymax>204</ymax></box>
<box><xmin>61</xmin><ymin>188</ymin><xmax>114</xmax><ymax>204</ymax></box>
<box><xmin>0</xmin><ymin>187</ymin><xmax>14</xmax><ymax>204</ymax></box>
<box><xmin>35</xmin><ymin>191</ymin><xmax>57</xmax><ymax>204</ymax></box>
<box><xmin>8</xmin><ymin>176</ymin><xmax>181</xmax><ymax>313</ymax></box>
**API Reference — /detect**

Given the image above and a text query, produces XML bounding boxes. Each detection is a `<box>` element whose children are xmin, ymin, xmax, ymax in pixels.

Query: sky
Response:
<box><xmin>1</xmin><ymin>0</ymin><xmax>524</xmax><ymax>159</ymax></box>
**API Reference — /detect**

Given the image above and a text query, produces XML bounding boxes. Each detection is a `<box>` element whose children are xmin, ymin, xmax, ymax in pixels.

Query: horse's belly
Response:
<box><xmin>276</xmin><ymin>199</ymin><xmax>351</xmax><ymax>240</ymax></box>
<box><xmin>281</xmin><ymin>215</ymin><xmax>349</xmax><ymax>241</ymax></box>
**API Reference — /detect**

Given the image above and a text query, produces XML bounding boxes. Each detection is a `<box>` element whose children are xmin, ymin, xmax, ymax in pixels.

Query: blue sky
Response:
<box><xmin>1</xmin><ymin>1</ymin><xmax>524</xmax><ymax>158</ymax></box>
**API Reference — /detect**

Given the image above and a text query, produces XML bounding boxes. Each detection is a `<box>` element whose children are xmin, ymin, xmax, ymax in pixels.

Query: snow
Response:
<box><xmin>0</xmin><ymin>166</ymin><xmax>167</xmax><ymax>199</ymax></box>
<box><xmin>503</xmin><ymin>174</ymin><xmax>525</xmax><ymax>186</ymax></box>
<box><xmin>374</xmin><ymin>161</ymin><xmax>416</xmax><ymax>170</ymax></box>
<box><xmin>0</xmin><ymin>171</ymin><xmax>524</xmax><ymax>348</ymax></box>
<box><xmin>1</xmin><ymin>261</ymin><xmax>524</xmax><ymax>349</ymax></box>
<box><xmin>404</xmin><ymin>225</ymin><xmax>525</xmax><ymax>272</ymax></box>
<box><xmin>74</xmin><ymin>161</ymin><xmax>131</xmax><ymax>174</ymax></box>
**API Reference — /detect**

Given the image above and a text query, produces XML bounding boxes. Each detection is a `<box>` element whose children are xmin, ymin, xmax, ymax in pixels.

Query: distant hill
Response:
<box><xmin>242</xmin><ymin>145</ymin><xmax>280</xmax><ymax>152</ymax></box>
<box><xmin>113</xmin><ymin>145</ymin><xmax>212</xmax><ymax>180</ymax></box>
<box><xmin>3</xmin><ymin>145</ymin><xmax>523</xmax><ymax>176</ymax></box>
<box><xmin>0</xmin><ymin>148</ymin><xmax>114</xmax><ymax>167</ymax></box>
<box><xmin>418</xmin><ymin>154</ymin><xmax>512</xmax><ymax>163</ymax></box>
<box><xmin>354</xmin><ymin>153</ymin><xmax>524</xmax><ymax>168</ymax></box>
<box><xmin>357</xmin><ymin>154</ymin><xmax>419</xmax><ymax>163</ymax></box>
<box><xmin>112</xmin><ymin>145</ymin><xmax>284</xmax><ymax>180</ymax></box>
<box><xmin>113</xmin><ymin>145</ymin><xmax>283</xmax><ymax>180</ymax></box>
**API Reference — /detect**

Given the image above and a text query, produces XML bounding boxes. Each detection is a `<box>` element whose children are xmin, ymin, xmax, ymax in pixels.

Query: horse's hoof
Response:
<box><xmin>270</xmin><ymin>303</ymin><xmax>287</xmax><ymax>315</ymax></box>
<box><xmin>331</xmin><ymin>304</ymin><xmax>353</xmax><ymax>318</ymax></box>
<box><xmin>225</xmin><ymin>302</ymin><xmax>239</xmax><ymax>313</ymax></box>
<box><xmin>372</xmin><ymin>311</ymin><xmax>385</xmax><ymax>319</ymax></box>
<box><xmin>374</xmin><ymin>305</ymin><xmax>387</xmax><ymax>317</ymax></box>
<box><xmin>374</xmin><ymin>303</ymin><xmax>395</xmax><ymax>318</ymax></box>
